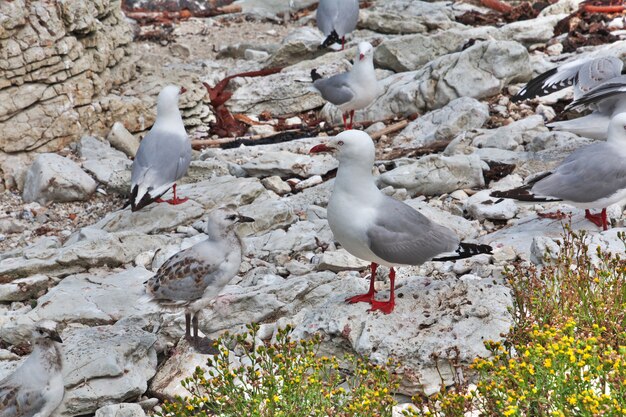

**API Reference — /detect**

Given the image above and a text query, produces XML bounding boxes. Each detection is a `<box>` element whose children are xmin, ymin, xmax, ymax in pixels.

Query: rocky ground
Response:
<box><xmin>2</xmin><ymin>0</ymin><xmax>626</xmax><ymax>415</ymax></box>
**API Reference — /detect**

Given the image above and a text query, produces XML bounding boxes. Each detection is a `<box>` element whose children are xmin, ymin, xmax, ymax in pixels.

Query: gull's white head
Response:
<box><xmin>205</xmin><ymin>207</ymin><xmax>255</xmax><ymax>235</ymax></box>
<box><xmin>357</xmin><ymin>42</ymin><xmax>374</xmax><ymax>62</ymax></box>
<box><xmin>608</xmin><ymin>112</ymin><xmax>626</xmax><ymax>142</ymax></box>
<box><xmin>156</xmin><ymin>84</ymin><xmax>186</xmax><ymax>117</ymax></box>
<box><xmin>33</xmin><ymin>320</ymin><xmax>62</xmax><ymax>344</ymax></box>
<box><xmin>310</xmin><ymin>129</ymin><xmax>375</xmax><ymax>167</ymax></box>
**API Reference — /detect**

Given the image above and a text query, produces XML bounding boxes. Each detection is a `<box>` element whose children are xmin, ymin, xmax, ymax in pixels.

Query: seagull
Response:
<box><xmin>316</xmin><ymin>0</ymin><xmax>359</xmax><ymax>50</ymax></box>
<box><xmin>491</xmin><ymin>112</ymin><xmax>626</xmax><ymax>231</ymax></box>
<box><xmin>0</xmin><ymin>321</ymin><xmax>64</xmax><ymax>417</ymax></box>
<box><xmin>129</xmin><ymin>85</ymin><xmax>192</xmax><ymax>212</ymax></box>
<box><xmin>310</xmin><ymin>130</ymin><xmax>492</xmax><ymax>314</ymax></box>
<box><xmin>144</xmin><ymin>207</ymin><xmax>254</xmax><ymax>352</ymax></box>
<box><xmin>310</xmin><ymin>42</ymin><xmax>377</xmax><ymax>130</ymax></box>
<box><xmin>512</xmin><ymin>56</ymin><xmax>623</xmax><ymax>102</ymax></box>
<box><xmin>561</xmin><ymin>73</ymin><xmax>626</xmax><ymax>139</ymax></box>
<box><xmin>511</xmin><ymin>56</ymin><xmax>624</xmax><ymax>139</ymax></box>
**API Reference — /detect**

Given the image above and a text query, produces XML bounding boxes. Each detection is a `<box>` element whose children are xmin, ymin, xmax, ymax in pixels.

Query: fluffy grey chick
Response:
<box><xmin>145</xmin><ymin>207</ymin><xmax>253</xmax><ymax>352</ymax></box>
<box><xmin>0</xmin><ymin>321</ymin><xmax>64</xmax><ymax>417</ymax></box>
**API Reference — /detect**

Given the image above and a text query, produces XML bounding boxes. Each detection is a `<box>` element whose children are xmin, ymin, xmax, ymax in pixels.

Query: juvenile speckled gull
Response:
<box><xmin>491</xmin><ymin>112</ymin><xmax>626</xmax><ymax>230</ymax></box>
<box><xmin>310</xmin><ymin>42</ymin><xmax>377</xmax><ymax>130</ymax></box>
<box><xmin>129</xmin><ymin>85</ymin><xmax>192</xmax><ymax>212</ymax></box>
<box><xmin>512</xmin><ymin>56</ymin><xmax>623</xmax><ymax>139</ymax></box>
<box><xmin>144</xmin><ymin>207</ymin><xmax>253</xmax><ymax>352</ymax></box>
<box><xmin>310</xmin><ymin>130</ymin><xmax>492</xmax><ymax>314</ymax></box>
<box><xmin>316</xmin><ymin>0</ymin><xmax>359</xmax><ymax>50</ymax></box>
<box><xmin>0</xmin><ymin>321</ymin><xmax>64</xmax><ymax>417</ymax></box>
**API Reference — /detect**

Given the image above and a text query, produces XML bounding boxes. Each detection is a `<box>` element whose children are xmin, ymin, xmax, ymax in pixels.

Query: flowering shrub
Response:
<box><xmin>404</xmin><ymin>227</ymin><xmax>626</xmax><ymax>416</ymax></box>
<box><xmin>406</xmin><ymin>321</ymin><xmax>626</xmax><ymax>416</ymax></box>
<box><xmin>158</xmin><ymin>323</ymin><xmax>398</xmax><ymax>417</ymax></box>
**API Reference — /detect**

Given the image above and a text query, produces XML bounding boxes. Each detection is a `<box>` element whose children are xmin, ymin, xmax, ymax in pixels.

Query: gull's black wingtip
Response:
<box><xmin>321</xmin><ymin>30</ymin><xmax>341</xmax><ymax>48</ymax></box>
<box><xmin>432</xmin><ymin>242</ymin><xmax>493</xmax><ymax>262</ymax></box>
<box><xmin>311</xmin><ymin>68</ymin><xmax>322</xmax><ymax>82</ymax></box>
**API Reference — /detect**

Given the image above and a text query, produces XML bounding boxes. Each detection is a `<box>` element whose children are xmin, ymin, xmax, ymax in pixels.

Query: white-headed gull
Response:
<box><xmin>491</xmin><ymin>112</ymin><xmax>626</xmax><ymax>230</ymax></box>
<box><xmin>0</xmin><ymin>321</ymin><xmax>64</xmax><ymax>417</ymax></box>
<box><xmin>129</xmin><ymin>85</ymin><xmax>192</xmax><ymax>212</ymax></box>
<box><xmin>144</xmin><ymin>207</ymin><xmax>253</xmax><ymax>352</ymax></box>
<box><xmin>316</xmin><ymin>0</ymin><xmax>359</xmax><ymax>50</ymax></box>
<box><xmin>310</xmin><ymin>130</ymin><xmax>492</xmax><ymax>314</ymax></box>
<box><xmin>310</xmin><ymin>42</ymin><xmax>377</xmax><ymax>130</ymax></box>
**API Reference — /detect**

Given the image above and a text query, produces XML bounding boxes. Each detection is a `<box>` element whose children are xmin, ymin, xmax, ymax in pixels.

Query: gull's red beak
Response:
<box><xmin>359</xmin><ymin>53</ymin><xmax>365</xmax><ymax>61</ymax></box>
<box><xmin>310</xmin><ymin>144</ymin><xmax>332</xmax><ymax>153</ymax></box>
<box><xmin>180</xmin><ymin>86</ymin><xmax>187</xmax><ymax>94</ymax></box>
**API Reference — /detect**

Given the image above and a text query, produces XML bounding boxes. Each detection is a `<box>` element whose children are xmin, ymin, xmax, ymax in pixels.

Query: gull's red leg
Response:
<box><xmin>348</xmin><ymin>110</ymin><xmax>355</xmax><ymax>129</ymax></box>
<box><xmin>369</xmin><ymin>267</ymin><xmax>396</xmax><ymax>314</ymax></box>
<box><xmin>345</xmin><ymin>262</ymin><xmax>378</xmax><ymax>304</ymax></box>
<box><xmin>585</xmin><ymin>209</ymin><xmax>604</xmax><ymax>228</ymax></box>
<box><xmin>601</xmin><ymin>208</ymin><xmax>608</xmax><ymax>231</ymax></box>
<box><xmin>342</xmin><ymin>112</ymin><xmax>348</xmax><ymax>129</ymax></box>
<box><xmin>165</xmin><ymin>183</ymin><xmax>189</xmax><ymax>205</ymax></box>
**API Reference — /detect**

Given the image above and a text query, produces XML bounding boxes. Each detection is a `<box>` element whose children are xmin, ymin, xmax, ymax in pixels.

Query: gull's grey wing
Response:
<box><xmin>146</xmin><ymin>240</ymin><xmax>227</xmax><ymax>302</ymax></box>
<box><xmin>0</xmin><ymin>380</ymin><xmax>47</xmax><ymax>417</ymax></box>
<box><xmin>531</xmin><ymin>142</ymin><xmax>626</xmax><ymax>203</ymax></box>
<box><xmin>312</xmin><ymin>73</ymin><xmax>355</xmax><ymax>106</ymax></box>
<box><xmin>575</xmin><ymin>56</ymin><xmax>623</xmax><ymax>98</ymax></box>
<box><xmin>316</xmin><ymin>0</ymin><xmax>337</xmax><ymax>36</ymax></box>
<box><xmin>366</xmin><ymin>196</ymin><xmax>459</xmax><ymax>265</ymax></box>
<box><xmin>567</xmin><ymin>74</ymin><xmax>626</xmax><ymax>111</ymax></box>
<box><xmin>334</xmin><ymin>0</ymin><xmax>359</xmax><ymax>37</ymax></box>
<box><xmin>130</xmin><ymin>129</ymin><xmax>191</xmax><ymax>189</ymax></box>
<box><xmin>513</xmin><ymin>57</ymin><xmax>622</xmax><ymax>102</ymax></box>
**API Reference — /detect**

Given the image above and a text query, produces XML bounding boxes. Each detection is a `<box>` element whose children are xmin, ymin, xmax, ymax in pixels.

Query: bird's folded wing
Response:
<box><xmin>513</xmin><ymin>58</ymin><xmax>587</xmax><ymax>101</ymax></box>
<box><xmin>566</xmin><ymin>75</ymin><xmax>626</xmax><ymax>111</ymax></box>
<box><xmin>0</xmin><ymin>381</ymin><xmax>47</xmax><ymax>417</ymax></box>
<box><xmin>316</xmin><ymin>0</ymin><xmax>337</xmax><ymax>36</ymax></box>
<box><xmin>148</xmin><ymin>241</ymin><xmax>226</xmax><ymax>301</ymax></box>
<box><xmin>312</xmin><ymin>74</ymin><xmax>355</xmax><ymax>106</ymax></box>
<box><xmin>531</xmin><ymin>143</ymin><xmax>626</xmax><ymax>203</ymax></box>
<box><xmin>366</xmin><ymin>197</ymin><xmax>459</xmax><ymax>265</ymax></box>
<box><xmin>131</xmin><ymin>129</ymin><xmax>191</xmax><ymax>191</ymax></box>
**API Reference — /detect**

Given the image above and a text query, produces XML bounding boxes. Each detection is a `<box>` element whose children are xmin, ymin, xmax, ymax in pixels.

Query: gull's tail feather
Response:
<box><xmin>129</xmin><ymin>185</ymin><xmax>167</xmax><ymax>212</ymax></box>
<box><xmin>432</xmin><ymin>243</ymin><xmax>493</xmax><ymax>262</ymax></box>
<box><xmin>321</xmin><ymin>30</ymin><xmax>340</xmax><ymax>48</ymax></box>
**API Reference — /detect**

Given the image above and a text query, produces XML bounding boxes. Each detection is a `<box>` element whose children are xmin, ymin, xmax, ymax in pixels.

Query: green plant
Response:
<box><xmin>405</xmin><ymin>321</ymin><xmax>626</xmax><ymax>417</ymax></box>
<box><xmin>508</xmin><ymin>227</ymin><xmax>626</xmax><ymax>347</ymax></box>
<box><xmin>402</xmin><ymin>226</ymin><xmax>626</xmax><ymax>416</ymax></box>
<box><xmin>158</xmin><ymin>323</ymin><xmax>398</xmax><ymax>417</ymax></box>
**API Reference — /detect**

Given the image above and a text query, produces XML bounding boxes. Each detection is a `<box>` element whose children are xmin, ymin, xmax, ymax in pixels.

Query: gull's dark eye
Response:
<box><xmin>338</xmin><ymin>140</ymin><xmax>344</xmax><ymax>146</ymax></box>
<box><xmin>225</xmin><ymin>214</ymin><xmax>237</xmax><ymax>221</ymax></box>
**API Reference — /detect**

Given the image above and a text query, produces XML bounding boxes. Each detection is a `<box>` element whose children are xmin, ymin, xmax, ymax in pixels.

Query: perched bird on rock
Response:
<box><xmin>491</xmin><ymin>112</ymin><xmax>626</xmax><ymax>231</ymax></box>
<box><xmin>310</xmin><ymin>42</ymin><xmax>377</xmax><ymax>130</ymax></box>
<box><xmin>144</xmin><ymin>207</ymin><xmax>253</xmax><ymax>352</ymax></box>
<box><xmin>0</xmin><ymin>321</ymin><xmax>64</xmax><ymax>417</ymax></box>
<box><xmin>310</xmin><ymin>130</ymin><xmax>492</xmax><ymax>314</ymax></box>
<box><xmin>129</xmin><ymin>85</ymin><xmax>192</xmax><ymax>212</ymax></box>
<box><xmin>512</xmin><ymin>56</ymin><xmax>624</xmax><ymax>139</ymax></box>
<box><xmin>316</xmin><ymin>0</ymin><xmax>359</xmax><ymax>50</ymax></box>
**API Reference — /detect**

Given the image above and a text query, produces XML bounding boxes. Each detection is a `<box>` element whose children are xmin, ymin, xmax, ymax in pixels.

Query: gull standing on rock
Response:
<box><xmin>310</xmin><ymin>130</ymin><xmax>492</xmax><ymax>314</ymax></box>
<box><xmin>491</xmin><ymin>112</ymin><xmax>626</xmax><ymax>231</ymax></box>
<box><xmin>512</xmin><ymin>56</ymin><xmax>624</xmax><ymax>139</ymax></box>
<box><xmin>0</xmin><ymin>321</ymin><xmax>64</xmax><ymax>417</ymax></box>
<box><xmin>129</xmin><ymin>85</ymin><xmax>192</xmax><ymax>212</ymax></box>
<box><xmin>144</xmin><ymin>207</ymin><xmax>254</xmax><ymax>352</ymax></box>
<box><xmin>316</xmin><ymin>0</ymin><xmax>359</xmax><ymax>50</ymax></box>
<box><xmin>310</xmin><ymin>42</ymin><xmax>377</xmax><ymax>130</ymax></box>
